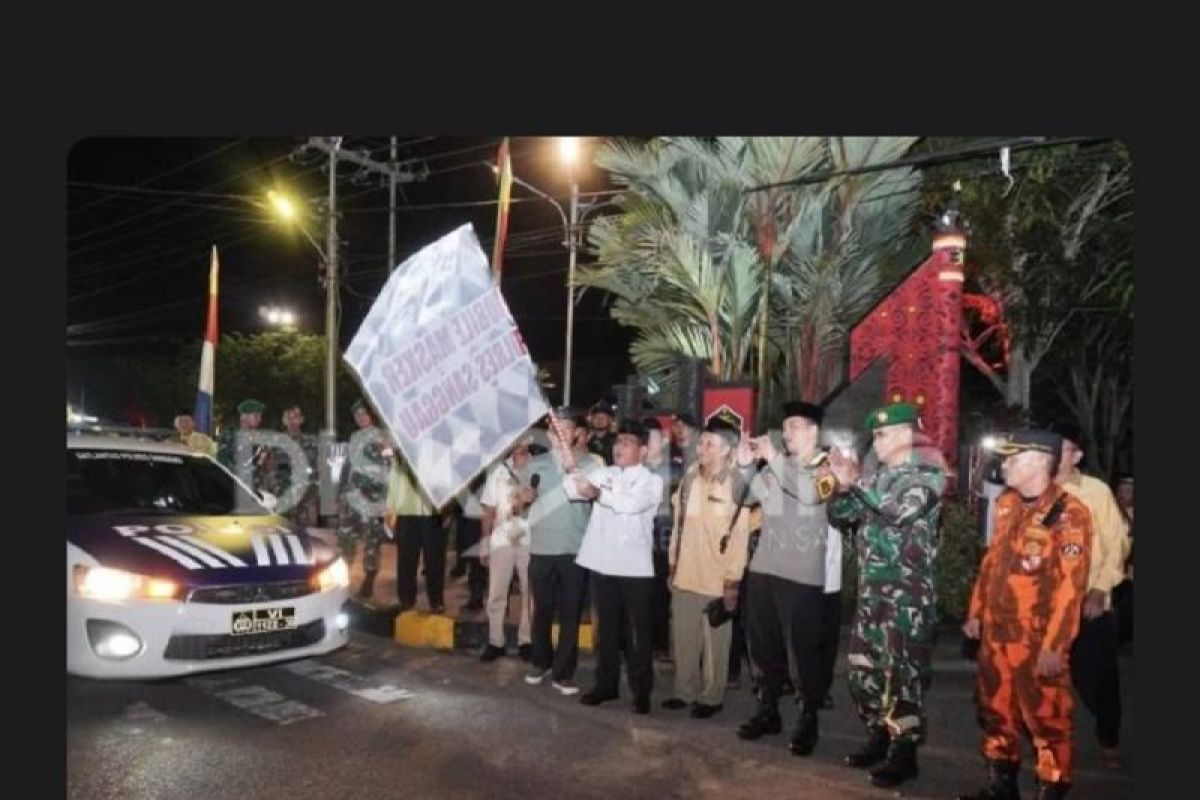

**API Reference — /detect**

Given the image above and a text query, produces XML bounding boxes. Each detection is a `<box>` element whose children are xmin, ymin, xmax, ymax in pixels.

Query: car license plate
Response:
<box><xmin>231</xmin><ymin>606</ymin><xmax>297</xmax><ymax>635</ymax></box>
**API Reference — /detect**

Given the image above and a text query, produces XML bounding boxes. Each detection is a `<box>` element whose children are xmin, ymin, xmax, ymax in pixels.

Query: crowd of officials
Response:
<box><xmin>177</xmin><ymin>396</ymin><xmax>1132</xmax><ymax>800</ymax></box>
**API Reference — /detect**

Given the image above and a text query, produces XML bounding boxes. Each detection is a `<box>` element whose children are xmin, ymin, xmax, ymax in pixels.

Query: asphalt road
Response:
<box><xmin>67</xmin><ymin>632</ymin><xmax>1133</xmax><ymax>800</ymax></box>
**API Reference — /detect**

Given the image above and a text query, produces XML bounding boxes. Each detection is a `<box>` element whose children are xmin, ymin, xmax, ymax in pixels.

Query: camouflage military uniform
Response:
<box><xmin>828</xmin><ymin>455</ymin><xmax>945</xmax><ymax>745</ymax></box>
<box><xmin>216</xmin><ymin>427</ymin><xmax>271</xmax><ymax>494</ymax></box>
<box><xmin>272</xmin><ymin>430</ymin><xmax>319</xmax><ymax>528</ymax></box>
<box><xmin>336</xmin><ymin>425</ymin><xmax>390</xmax><ymax>574</ymax></box>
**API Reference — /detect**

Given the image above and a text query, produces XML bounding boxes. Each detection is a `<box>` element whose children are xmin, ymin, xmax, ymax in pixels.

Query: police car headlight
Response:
<box><xmin>315</xmin><ymin>558</ymin><xmax>350</xmax><ymax>592</ymax></box>
<box><xmin>74</xmin><ymin>565</ymin><xmax>181</xmax><ymax>602</ymax></box>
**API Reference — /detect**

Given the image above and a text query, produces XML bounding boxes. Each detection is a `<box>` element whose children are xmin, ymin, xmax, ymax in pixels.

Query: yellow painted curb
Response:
<box><xmin>393</xmin><ymin>610</ymin><xmax>455</xmax><ymax>650</ymax></box>
<box><xmin>552</xmin><ymin>622</ymin><xmax>594</xmax><ymax>652</ymax></box>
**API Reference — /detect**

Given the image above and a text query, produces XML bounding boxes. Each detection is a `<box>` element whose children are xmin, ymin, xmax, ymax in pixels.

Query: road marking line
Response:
<box><xmin>281</xmin><ymin>660</ymin><xmax>415</xmax><ymax>703</ymax></box>
<box><xmin>122</xmin><ymin>701</ymin><xmax>167</xmax><ymax>723</ymax></box>
<box><xmin>185</xmin><ymin>678</ymin><xmax>324</xmax><ymax>725</ymax></box>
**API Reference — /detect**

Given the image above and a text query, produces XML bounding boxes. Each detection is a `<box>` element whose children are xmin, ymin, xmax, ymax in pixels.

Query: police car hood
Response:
<box><xmin>67</xmin><ymin>514</ymin><xmax>336</xmax><ymax>586</ymax></box>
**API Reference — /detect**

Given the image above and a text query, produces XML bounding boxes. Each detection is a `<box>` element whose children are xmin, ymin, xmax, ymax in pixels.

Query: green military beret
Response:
<box><xmin>351</xmin><ymin>398</ymin><xmax>370</xmax><ymax>415</ymax></box>
<box><xmin>237</xmin><ymin>399</ymin><xmax>265</xmax><ymax>414</ymax></box>
<box><xmin>864</xmin><ymin>402</ymin><xmax>919</xmax><ymax>431</ymax></box>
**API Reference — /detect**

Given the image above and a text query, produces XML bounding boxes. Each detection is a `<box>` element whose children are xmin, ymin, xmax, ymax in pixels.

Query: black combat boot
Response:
<box><xmin>958</xmin><ymin>759</ymin><xmax>1021</xmax><ymax>800</ymax></box>
<box><xmin>844</xmin><ymin>727</ymin><xmax>890</xmax><ymax>768</ymax></box>
<box><xmin>788</xmin><ymin>706</ymin><xmax>819</xmax><ymax>756</ymax></box>
<box><xmin>870</xmin><ymin>740</ymin><xmax>919</xmax><ymax>788</ymax></box>
<box><xmin>736</xmin><ymin>701</ymin><xmax>782</xmax><ymax>740</ymax></box>
<box><xmin>357</xmin><ymin>570</ymin><xmax>376</xmax><ymax>600</ymax></box>
<box><xmin>1034</xmin><ymin>781</ymin><xmax>1069</xmax><ymax>800</ymax></box>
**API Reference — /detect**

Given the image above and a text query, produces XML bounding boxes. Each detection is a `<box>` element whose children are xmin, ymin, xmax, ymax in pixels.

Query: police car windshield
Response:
<box><xmin>67</xmin><ymin>449</ymin><xmax>269</xmax><ymax>516</ymax></box>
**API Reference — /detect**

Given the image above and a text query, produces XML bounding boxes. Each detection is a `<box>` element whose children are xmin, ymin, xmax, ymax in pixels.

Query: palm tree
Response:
<box><xmin>580</xmin><ymin>137</ymin><xmax>923</xmax><ymax>421</ymax></box>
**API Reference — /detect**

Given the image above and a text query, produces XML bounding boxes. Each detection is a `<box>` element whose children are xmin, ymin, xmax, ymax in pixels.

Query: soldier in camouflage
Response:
<box><xmin>827</xmin><ymin>402</ymin><xmax>945</xmax><ymax>790</ymax></box>
<box><xmin>217</xmin><ymin>399</ymin><xmax>272</xmax><ymax>494</ymax></box>
<box><xmin>337</xmin><ymin>399</ymin><xmax>392</xmax><ymax>600</ymax></box>
<box><xmin>273</xmin><ymin>405</ymin><xmax>320</xmax><ymax>529</ymax></box>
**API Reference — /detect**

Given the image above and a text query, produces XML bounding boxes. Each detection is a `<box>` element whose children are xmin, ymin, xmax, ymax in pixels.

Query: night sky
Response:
<box><xmin>67</xmin><ymin>136</ymin><xmax>635</xmax><ymax>421</ymax></box>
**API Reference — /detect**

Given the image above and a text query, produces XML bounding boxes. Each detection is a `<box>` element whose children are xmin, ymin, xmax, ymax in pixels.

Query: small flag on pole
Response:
<box><xmin>491</xmin><ymin>138</ymin><xmax>513</xmax><ymax>279</ymax></box>
<box><xmin>194</xmin><ymin>246</ymin><xmax>219</xmax><ymax>435</ymax></box>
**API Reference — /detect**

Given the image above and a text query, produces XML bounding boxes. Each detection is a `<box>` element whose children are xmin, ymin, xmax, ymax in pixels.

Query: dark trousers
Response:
<box><xmin>457</xmin><ymin>517</ymin><xmax>488</xmax><ymax>605</ymax></box>
<box><xmin>591</xmin><ymin>572</ymin><xmax>655</xmax><ymax>699</ymax></box>
<box><xmin>1113</xmin><ymin>579</ymin><xmax>1133</xmax><ymax>648</ymax></box>
<box><xmin>745</xmin><ymin>572</ymin><xmax>827</xmax><ymax>711</ymax></box>
<box><xmin>1070</xmin><ymin>609</ymin><xmax>1122</xmax><ymax>747</ymax></box>
<box><xmin>529</xmin><ymin>553</ymin><xmax>588</xmax><ymax>681</ymax></box>
<box><xmin>397</xmin><ymin>514</ymin><xmax>446</xmax><ymax>607</ymax></box>
<box><xmin>651</xmin><ymin>547</ymin><xmax>671</xmax><ymax>653</ymax></box>
<box><xmin>819</xmin><ymin>590</ymin><xmax>843</xmax><ymax>697</ymax></box>
<box><xmin>728</xmin><ymin>575</ymin><xmax>751</xmax><ymax>680</ymax></box>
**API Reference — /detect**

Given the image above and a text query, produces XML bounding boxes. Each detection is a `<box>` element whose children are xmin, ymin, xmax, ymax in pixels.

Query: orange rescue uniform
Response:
<box><xmin>967</xmin><ymin>486</ymin><xmax>1093</xmax><ymax>784</ymax></box>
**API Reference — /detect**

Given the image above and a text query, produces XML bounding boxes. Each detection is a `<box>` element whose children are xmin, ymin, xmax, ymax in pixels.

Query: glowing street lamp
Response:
<box><xmin>268</xmin><ymin>190</ymin><xmax>297</xmax><ymax>221</ymax></box>
<box><xmin>259</xmin><ymin>305</ymin><xmax>296</xmax><ymax>328</ymax></box>
<box><xmin>558</xmin><ymin>137</ymin><xmax>580</xmax><ymax>167</ymax></box>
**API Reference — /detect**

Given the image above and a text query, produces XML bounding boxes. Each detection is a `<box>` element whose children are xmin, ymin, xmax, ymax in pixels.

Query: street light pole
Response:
<box><xmin>564</xmin><ymin>179</ymin><xmax>579</xmax><ymax>408</ymax></box>
<box><xmin>323</xmin><ymin>137</ymin><xmax>341</xmax><ymax>442</ymax></box>
<box><xmin>488</xmin><ymin>139</ymin><xmax>602</xmax><ymax>409</ymax></box>
<box><xmin>388</xmin><ymin>135</ymin><xmax>398</xmax><ymax>273</ymax></box>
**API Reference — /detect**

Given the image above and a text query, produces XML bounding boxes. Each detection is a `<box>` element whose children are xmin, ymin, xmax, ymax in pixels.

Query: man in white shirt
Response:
<box><xmin>479</xmin><ymin>438</ymin><xmax>534</xmax><ymax>663</ymax></box>
<box><xmin>568</xmin><ymin>419</ymin><xmax>664</xmax><ymax>714</ymax></box>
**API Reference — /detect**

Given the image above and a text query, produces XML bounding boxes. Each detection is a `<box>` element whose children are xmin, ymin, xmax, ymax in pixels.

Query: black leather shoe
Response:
<box><xmin>632</xmin><ymin>696</ymin><xmax>650</xmax><ymax>715</ymax></box>
<box><xmin>579</xmin><ymin>689</ymin><xmax>619</xmax><ymax>706</ymax></box>
<box><xmin>1034</xmin><ymin>781</ymin><xmax>1070</xmax><ymax>800</ymax></box>
<box><xmin>789</xmin><ymin>710</ymin><xmax>819</xmax><ymax>756</ymax></box>
<box><xmin>870</xmin><ymin>740</ymin><xmax>919</xmax><ymax>788</ymax></box>
<box><xmin>479</xmin><ymin>645</ymin><xmax>505</xmax><ymax>663</ymax></box>
<box><xmin>957</xmin><ymin>759</ymin><xmax>1021</xmax><ymax>800</ymax></box>
<box><xmin>845</xmin><ymin>727</ymin><xmax>890</xmax><ymax>769</ymax></box>
<box><xmin>661</xmin><ymin>698</ymin><xmax>688</xmax><ymax>710</ymax></box>
<box><xmin>690</xmin><ymin>702</ymin><xmax>723</xmax><ymax>719</ymax></box>
<box><xmin>736</xmin><ymin>704</ymin><xmax>782</xmax><ymax>739</ymax></box>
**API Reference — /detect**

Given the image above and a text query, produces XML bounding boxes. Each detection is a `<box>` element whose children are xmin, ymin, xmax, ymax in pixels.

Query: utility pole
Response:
<box><xmin>563</xmin><ymin>179</ymin><xmax>579</xmax><ymax>407</ymax></box>
<box><xmin>388</xmin><ymin>136</ymin><xmax>398</xmax><ymax>273</ymax></box>
<box><xmin>299</xmin><ymin>137</ymin><xmax>426</xmax><ymax>438</ymax></box>
<box><xmin>294</xmin><ymin>137</ymin><xmax>425</xmax><ymax>523</ymax></box>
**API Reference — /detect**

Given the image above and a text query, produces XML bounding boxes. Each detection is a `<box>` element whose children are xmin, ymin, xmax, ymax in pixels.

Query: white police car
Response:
<box><xmin>67</xmin><ymin>433</ymin><xmax>351</xmax><ymax>679</ymax></box>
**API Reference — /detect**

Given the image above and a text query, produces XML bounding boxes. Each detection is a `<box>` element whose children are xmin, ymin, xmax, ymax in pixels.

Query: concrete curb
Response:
<box><xmin>345</xmin><ymin>599</ymin><xmax>594</xmax><ymax>653</ymax></box>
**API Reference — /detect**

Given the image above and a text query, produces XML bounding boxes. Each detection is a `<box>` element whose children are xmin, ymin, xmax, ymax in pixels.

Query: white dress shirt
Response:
<box><xmin>824</xmin><ymin>524</ymin><xmax>842</xmax><ymax>594</ymax></box>
<box><xmin>480</xmin><ymin>461</ymin><xmax>531</xmax><ymax>549</ymax></box>
<box><xmin>569</xmin><ymin>462</ymin><xmax>663</xmax><ymax>577</ymax></box>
